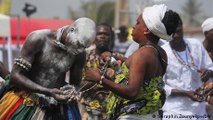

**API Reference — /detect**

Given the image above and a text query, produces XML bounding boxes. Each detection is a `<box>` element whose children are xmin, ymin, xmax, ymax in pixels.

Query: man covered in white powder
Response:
<box><xmin>0</xmin><ymin>17</ymin><xmax>96</xmax><ymax>120</ymax></box>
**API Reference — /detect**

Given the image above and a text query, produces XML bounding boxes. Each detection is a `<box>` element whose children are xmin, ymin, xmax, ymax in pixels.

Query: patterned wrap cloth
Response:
<box><xmin>107</xmin><ymin>62</ymin><xmax>166</xmax><ymax>119</ymax></box>
<box><xmin>0</xmin><ymin>78</ymin><xmax>81</xmax><ymax>120</ymax></box>
<box><xmin>80</xmin><ymin>49</ymin><xmax>110</xmax><ymax>119</ymax></box>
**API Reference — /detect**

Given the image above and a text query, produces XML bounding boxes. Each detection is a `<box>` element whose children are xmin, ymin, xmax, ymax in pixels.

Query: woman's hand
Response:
<box><xmin>85</xmin><ymin>68</ymin><xmax>102</xmax><ymax>83</ymax></box>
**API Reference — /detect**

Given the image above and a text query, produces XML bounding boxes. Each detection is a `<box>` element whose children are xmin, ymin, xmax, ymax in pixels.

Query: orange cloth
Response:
<box><xmin>0</xmin><ymin>91</ymin><xmax>21</xmax><ymax>119</ymax></box>
<box><xmin>5</xmin><ymin>98</ymin><xmax>24</xmax><ymax>120</ymax></box>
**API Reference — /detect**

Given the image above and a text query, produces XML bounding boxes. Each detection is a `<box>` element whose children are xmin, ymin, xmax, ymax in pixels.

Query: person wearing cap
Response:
<box><xmin>202</xmin><ymin>17</ymin><xmax>213</xmax><ymax>120</ymax></box>
<box><xmin>84</xmin><ymin>4</ymin><xmax>180</xmax><ymax>120</ymax></box>
<box><xmin>0</xmin><ymin>17</ymin><xmax>96</xmax><ymax>120</ymax></box>
<box><xmin>161</xmin><ymin>14</ymin><xmax>213</xmax><ymax>120</ymax></box>
<box><xmin>202</xmin><ymin>17</ymin><xmax>213</xmax><ymax>61</ymax></box>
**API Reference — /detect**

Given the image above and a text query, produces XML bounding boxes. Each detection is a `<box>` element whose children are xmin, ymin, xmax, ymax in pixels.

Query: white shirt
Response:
<box><xmin>113</xmin><ymin>40</ymin><xmax>133</xmax><ymax>54</ymax></box>
<box><xmin>162</xmin><ymin>38</ymin><xmax>213</xmax><ymax>120</ymax></box>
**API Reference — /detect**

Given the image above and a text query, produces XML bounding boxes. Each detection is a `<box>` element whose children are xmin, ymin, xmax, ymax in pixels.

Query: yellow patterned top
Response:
<box><xmin>80</xmin><ymin>49</ymin><xmax>109</xmax><ymax>118</ymax></box>
<box><xmin>107</xmin><ymin>62</ymin><xmax>166</xmax><ymax>119</ymax></box>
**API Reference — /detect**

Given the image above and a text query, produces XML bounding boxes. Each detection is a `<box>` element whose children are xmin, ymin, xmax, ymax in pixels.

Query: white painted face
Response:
<box><xmin>65</xmin><ymin>18</ymin><xmax>96</xmax><ymax>55</ymax></box>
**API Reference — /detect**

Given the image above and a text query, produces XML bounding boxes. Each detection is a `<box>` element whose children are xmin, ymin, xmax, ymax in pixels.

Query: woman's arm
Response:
<box><xmin>85</xmin><ymin>48</ymin><xmax>150</xmax><ymax>100</ymax></box>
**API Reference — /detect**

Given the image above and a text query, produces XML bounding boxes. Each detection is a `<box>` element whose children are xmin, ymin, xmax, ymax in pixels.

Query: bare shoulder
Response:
<box><xmin>139</xmin><ymin>45</ymin><xmax>166</xmax><ymax>60</ymax></box>
<box><xmin>21</xmin><ymin>30</ymin><xmax>52</xmax><ymax>54</ymax></box>
<box><xmin>24</xmin><ymin>30</ymin><xmax>51</xmax><ymax>45</ymax></box>
<box><xmin>136</xmin><ymin>46</ymin><xmax>157</xmax><ymax>58</ymax></box>
<box><xmin>129</xmin><ymin>45</ymin><xmax>165</xmax><ymax>65</ymax></box>
<box><xmin>126</xmin><ymin>47</ymin><xmax>152</xmax><ymax>67</ymax></box>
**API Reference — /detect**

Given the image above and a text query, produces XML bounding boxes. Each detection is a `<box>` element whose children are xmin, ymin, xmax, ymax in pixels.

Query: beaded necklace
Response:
<box><xmin>54</xmin><ymin>40</ymin><xmax>67</xmax><ymax>51</ymax></box>
<box><xmin>171</xmin><ymin>43</ymin><xmax>200</xmax><ymax>72</ymax></box>
<box><xmin>54</xmin><ymin>27</ymin><xmax>68</xmax><ymax>51</ymax></box>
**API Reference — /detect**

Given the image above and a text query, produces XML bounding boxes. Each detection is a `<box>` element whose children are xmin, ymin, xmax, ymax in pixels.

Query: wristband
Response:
<box><xmin>99</xmin><ymin>75</ymin><xmax>105</xmax><ymax>85</ymax></box>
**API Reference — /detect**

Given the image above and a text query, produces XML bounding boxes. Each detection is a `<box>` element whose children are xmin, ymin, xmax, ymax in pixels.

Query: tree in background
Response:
<box><xmin>182</xmin><ymin>0</ymin><xmax>204</xmax><ymax>26</ymax></box>
<box><xmin>68</xmin><ymin>0</ymin><xmax>115</xmax><ymax>26</ymax></box>
<box><xmin>96</xmin><ymin>2</ymin><xmax>114</xmax><ymax>26</ymax></box>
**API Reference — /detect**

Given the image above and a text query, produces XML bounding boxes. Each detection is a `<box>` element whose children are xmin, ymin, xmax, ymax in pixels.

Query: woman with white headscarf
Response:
<box><xmin>84</xmin><ymin>4</ymin><xmax>180</xmax><ymax>120</ymax></box>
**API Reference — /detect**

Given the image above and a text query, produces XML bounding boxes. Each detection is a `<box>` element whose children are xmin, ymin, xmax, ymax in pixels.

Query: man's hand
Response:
<box><xmin>187</xmin><ymin>90</ymin><xmax>203</xmax><ymax>102</ymax></box>
<box><xmin>200</xmin><ymin>69</ymin><xmax>212</xmax><ymax>82</ymax></box>
<box><xmin>49</xmin><ymin>88</ymin><xmax>70</xmax><ymax>103</ymax></box>
<box><xmin>67</xmin><ymin>91</ymin><xmax>81</xmax><ymax>103</ymax></box>
<box><xmin>60</xmin><ymin>84</ymin><xmax>81</xmax><ymax>103</ymax></box>
<box><xmin>204</xmin><ymin>81</ymin><xmax>213</xmax><ymax>96</ymax></box>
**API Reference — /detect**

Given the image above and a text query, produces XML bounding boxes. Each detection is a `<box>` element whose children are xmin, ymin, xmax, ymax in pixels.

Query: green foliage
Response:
<box><xmin>182</xmin><ymin>0</ymin><xmax>203</xmax><ymax>26</ymax></box>
<box><xmin>68</xmin><ymin>0</ymin><xmax>115</xmax><ymax>27</ymax></box>
<box><xmin>96</xmin><ymin>2</ymin><xmax>115</xmax><ymax>26</ymax></box>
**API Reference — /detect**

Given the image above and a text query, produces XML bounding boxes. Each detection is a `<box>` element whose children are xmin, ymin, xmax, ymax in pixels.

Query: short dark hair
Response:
<box><xmin>162</xmin><ymin>10</ymin><xmax>182</xmax><ymax>35</ymax></box>
<box><xmin>97</xmin><ymin>23</ymin><xmax>113</xmax><ymax>33</ymax></box>
<box><xmin>97</xmin><ymin>23</ymin><xmax>115</xmax><ymax>49</ymax></box>
<box><xmin>118</xmin><ymin>26</ymin><xmax>128</xmax><ymax>36</ymax></box>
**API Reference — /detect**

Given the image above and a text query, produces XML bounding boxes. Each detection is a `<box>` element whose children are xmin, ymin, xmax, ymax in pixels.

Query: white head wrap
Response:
<box><xmin>142</xmin><ymin>4</ymin><xmax>172</xmax><ymax>40</ymax></box>
<box><xmin>201</xmin><ymin>17</ymin><xmax>213</xmax><ymax>33</ymax></box>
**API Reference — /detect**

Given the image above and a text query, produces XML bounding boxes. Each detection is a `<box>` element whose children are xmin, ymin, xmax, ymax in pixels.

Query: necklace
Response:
<box><xmin>54</xmin><ymin>27</ymin><xmax>68</xmax><ymax>51</ymax></box>
<box><xmin>78</xmin><ymin>60</ymin><xmax>109</xmax><ymax>93</ymax></box>
<box><xmin>171</xmin><ymin>43</ymin><xmax>200</xmax><ymax>72</ymax></box>
<box><xmin>54</xmin><ymin>40</ymin><xmax>67</xmax><ymax>51</ymax></box>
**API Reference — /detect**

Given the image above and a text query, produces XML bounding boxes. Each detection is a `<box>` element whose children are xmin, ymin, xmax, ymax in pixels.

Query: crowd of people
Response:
<box><xmin>0</xmin><ymin>3</ymin><xmax>213</xmax><ymax>120</ymax></box>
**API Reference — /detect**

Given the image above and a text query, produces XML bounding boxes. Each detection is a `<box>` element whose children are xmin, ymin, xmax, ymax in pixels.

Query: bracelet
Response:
<box><xmin>99</xmin><ymin>75</ymin><xmax>105</xmax><ymax>85</ymax></box>
<box><xmin>14</xmin><ymin>57</ymin><xmax>32</xmax><ymax>71</ymax></box>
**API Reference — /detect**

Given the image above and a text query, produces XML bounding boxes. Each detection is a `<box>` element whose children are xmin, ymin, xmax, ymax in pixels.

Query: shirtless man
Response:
<box><xmin>0</xmin><ymin>17</ymin><xmax>96</xmax><ymax>120</ymax></box>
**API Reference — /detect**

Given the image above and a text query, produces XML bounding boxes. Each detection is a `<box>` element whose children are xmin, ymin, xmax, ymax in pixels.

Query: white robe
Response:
<box><xmin>162</xmin><ymin>38</ymin><xmax>213</xmax><ymax>120</ymax></box>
